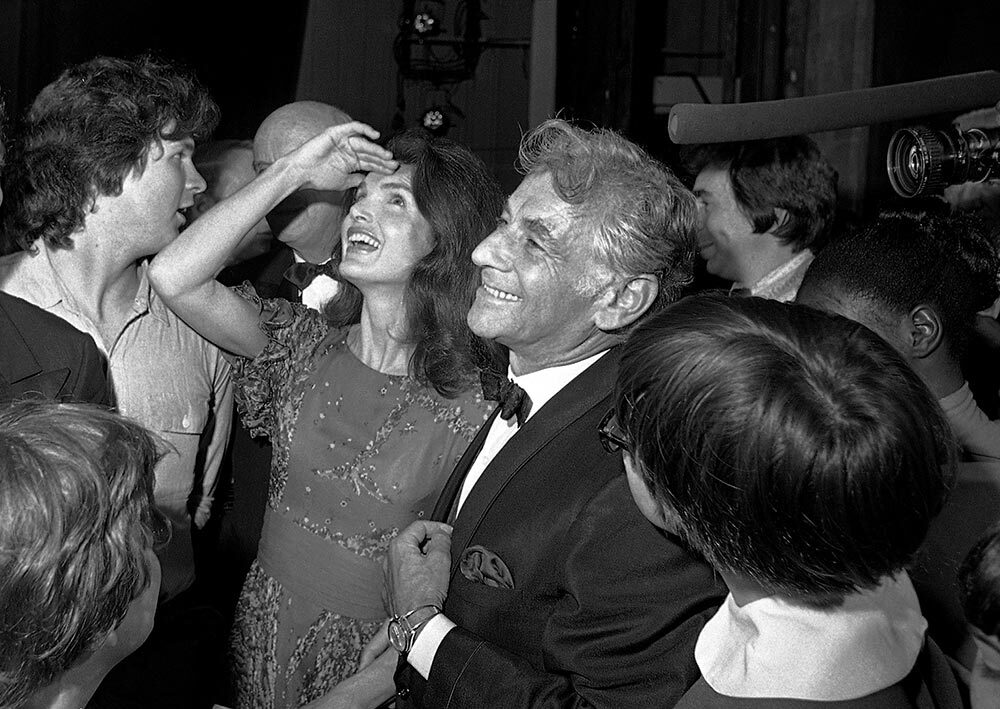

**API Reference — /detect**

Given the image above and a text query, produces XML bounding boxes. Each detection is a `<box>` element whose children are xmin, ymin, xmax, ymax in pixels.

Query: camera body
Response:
<box><xmin>888</xmin><ymin>123</ymin><xmax>1000</xmax><ymax>199</ymax></box>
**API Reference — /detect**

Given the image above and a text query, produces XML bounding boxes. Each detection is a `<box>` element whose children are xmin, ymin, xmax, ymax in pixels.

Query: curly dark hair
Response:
<box><xmin>799</xmin><ymin>208</ymin><xmax>1000</xmax><ymax>359</ymax></box>
<box><xmin>1</xmin><ymin>54</ymin><xmax>219</xmax><ymax>251</ymax></box>
<box><xmin>325</xmin><ymin>129</ymin><xmax>505</xmax><ymax>397</ymax></box>
<box><xmin>682</xmin><ymin>136</ymin><xmax>838</xmax><ymax>253</ymax></box>
<box><xmin>617</xmin><ymin>293</ymin><xmax>956</xmax><ymax>607</ymax></box>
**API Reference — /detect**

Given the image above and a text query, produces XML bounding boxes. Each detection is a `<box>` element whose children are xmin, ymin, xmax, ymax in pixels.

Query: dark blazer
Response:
<box><xmin>218</xmin><ymin>242</ymin><xmax>298</xmax><ymax>302</ymax></box>
<box><xmin>0</xmin><ymin>291</ymin><xmax>111</xmax><ymax>405</ymax></box>
<box><xmin>396</xmin><ymin>348</ymin><xmax>726</xmax><ymax>708</ymax></box>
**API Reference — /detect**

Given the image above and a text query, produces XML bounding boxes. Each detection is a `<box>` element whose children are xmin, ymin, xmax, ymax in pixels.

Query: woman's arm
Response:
<box><xmin>149</xmin><ymin>122</ymin><xmax>397</xmax><ymax>358</ymax></box>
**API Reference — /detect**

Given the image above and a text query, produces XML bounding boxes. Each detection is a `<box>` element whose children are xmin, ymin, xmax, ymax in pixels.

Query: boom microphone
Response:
<box><xmin>667</xmin><ymin>71</ymin><xmax>1000</xmax><ymax>144</ymax></box>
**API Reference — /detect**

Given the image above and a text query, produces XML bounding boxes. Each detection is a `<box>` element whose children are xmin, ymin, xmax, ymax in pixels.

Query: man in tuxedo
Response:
<box><xmin>384</xmin><ymin>119</ymin><xmax>726</xmax><ymax>708</ymax></box>
<box><xmin>241</xmin><ymin>100</ymin><xmax>352</xmax><ymax>308</ymax></box>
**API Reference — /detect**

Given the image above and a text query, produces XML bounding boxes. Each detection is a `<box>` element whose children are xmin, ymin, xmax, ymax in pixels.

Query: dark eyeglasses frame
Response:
<box><xmin>598</xmin><ymin>408</ymin><xmax>630</xmax><ymax>453</ymax></box>
<box><xmin>147</xmin><ymin>506</ymin><xmax>173</xmax><ymax>554</ymax></box>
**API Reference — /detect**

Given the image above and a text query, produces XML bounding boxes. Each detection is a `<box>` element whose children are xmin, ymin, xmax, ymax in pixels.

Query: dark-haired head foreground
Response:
<box><xmin>0</xmin><ymin>402</ymin><xmax>162</xmax><ymax>709</ymax></box>
<box><xmin>616</xmin><ymin>293</ymin><xmax>959</xmax><ymax>706</ymax></box>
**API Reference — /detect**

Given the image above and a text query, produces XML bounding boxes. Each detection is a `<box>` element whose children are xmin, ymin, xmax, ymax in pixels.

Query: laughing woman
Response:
<box><xmin>149</xmin><ymin>123</ymin><xmax>502</xmax><ymax>708</ymax></box>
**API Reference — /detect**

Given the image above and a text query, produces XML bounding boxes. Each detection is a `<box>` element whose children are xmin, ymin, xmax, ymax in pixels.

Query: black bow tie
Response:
<box><xmin>480</xmin><ymin>369</ymin><xmax>532</xmax><ymax>426</ymax></box>
<box><xmin>283</xmin><ymin>261</ymin><xmax>337</xmax><ymax>290</ymax></box>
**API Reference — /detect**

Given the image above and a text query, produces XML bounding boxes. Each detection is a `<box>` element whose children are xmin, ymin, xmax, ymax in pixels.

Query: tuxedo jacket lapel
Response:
<box><xmin>447</xmin><ymin>350</ymin><xmax>619</xmax><ymax>579</ymax></box>
<box><xmin>431</xmin><ymin>410</ymin><xmax>499</xmax><ymax>522</ymax></box>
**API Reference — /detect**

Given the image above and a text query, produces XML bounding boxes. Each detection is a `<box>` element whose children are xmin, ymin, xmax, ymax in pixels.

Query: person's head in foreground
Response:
<box><xmin>331</xmin><ymin>128</ymin><xmax>506</xmax><ymax>396</ymax></box>
<box><xmin>0</xmin><ymin>402</ymin><xmax>164</xmax><ymax>709</ymax></box>
<box><xmin>1</xmin><ymin>54</ymin><xmax>218</xmax><ymax>254</ymax></box>
<box><xmin>611</xmin><ymin>293</ymin><xmax>957</xmax><ymax>702</ymax></box>
<box><xmin>796</xmin><ymin>208</ymin><xmax>1000</xmax><ymax>399</ymax></box>
<box><xmin>959</xmin><ymin>524</ymin><xmax>1000</xmax><ymax>707</ymax></box>
<box><xmin>466</xmin><ymin>118</ymin><xmax>697</xmax><ymax>374</ymax></box>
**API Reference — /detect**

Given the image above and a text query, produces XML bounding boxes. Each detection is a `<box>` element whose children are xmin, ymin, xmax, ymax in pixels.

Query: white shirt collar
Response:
<box><xmin>292</xmin><ymin>252</ymin><xmax>332</xmax><ymax>265</ymax></box>
<box><xmin>696</xmin><ymin>572</ymin><xmax>926</xmax><ymax>701</ymax></box>
<box><xmin>509</xmin><ymin>349</ymin><xmax>608</xmax><ymax>423</ymax></box>
<box><xmin>733</xmin><ymin>250</ymin><xmax>814</xmax><ymax>303</ymax></box>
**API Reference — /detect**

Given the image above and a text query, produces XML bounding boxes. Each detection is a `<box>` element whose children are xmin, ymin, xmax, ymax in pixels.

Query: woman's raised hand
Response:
<box><xmin>287</xmin><ymin>121</ymin><xmax>398</xmax><ymax>191</ymax></box>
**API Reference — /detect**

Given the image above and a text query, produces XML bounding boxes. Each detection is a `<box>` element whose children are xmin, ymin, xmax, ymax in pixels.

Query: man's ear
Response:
<box><xmin>907</xmin><ymin>304</ymin><xmax>944</xmax><ymax>358</ymax></box>
<box><xmin>594</xmin><ymin>275</ymin><xmax>659</xmax><ymax>331</ymax></box>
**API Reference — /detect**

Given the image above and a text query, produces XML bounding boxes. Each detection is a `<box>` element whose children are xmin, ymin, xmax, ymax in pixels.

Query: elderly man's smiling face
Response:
<box><xmin>467</xmin><ymin>170</ymin><xmax>609</xmax><ymax>374</ymax></box>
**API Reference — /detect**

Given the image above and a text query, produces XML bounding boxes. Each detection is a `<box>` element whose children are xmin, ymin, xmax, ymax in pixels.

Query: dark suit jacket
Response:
<box><xmin>396</xmin><ymin>349</ymin><xmax>726</xmax><ymax>708</ymax></box>
<box><xmin>218</xmin><ymin>242</ymin><xmax>298</xmax><ymax>302</ymax></box>
<box><xmin>0</xmin><ymin>291</ymin><xmax>111</xmax><ymax>405</ymax></box>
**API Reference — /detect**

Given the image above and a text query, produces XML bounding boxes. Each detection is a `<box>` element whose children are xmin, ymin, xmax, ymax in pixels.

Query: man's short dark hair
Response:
<box><xmin>682</xmin><ymin>136</ymin><xmax>838</xmax><ymax>253</ymax></box>
<box><xmin>1</xmin><ymin>54</ymin><xmax>219</xmax><ymax>251</ymax></box>
<box><xmin>799</xmin><ymin>208</ymin><xmax>1000</xmax><ymax>358</ymax></box>
<box><xmin>616</xmin><ymin>293</ymin><xmax>955</xmax><ymax>607</ymax></box>
<box><xmin>0</xmin><ymin>402</ymin><xmax>161</xmax><ymax>706</ymax></box>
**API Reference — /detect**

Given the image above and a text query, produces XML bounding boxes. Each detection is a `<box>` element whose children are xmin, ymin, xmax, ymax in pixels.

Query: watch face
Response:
<box><xmin>388</xmin><ymin>619</ymin><xmax>409</xmax><ymax>653</ymax></box>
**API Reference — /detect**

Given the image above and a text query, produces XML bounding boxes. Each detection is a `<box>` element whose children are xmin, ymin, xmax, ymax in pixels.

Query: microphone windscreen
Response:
<box><xmin>668</xmin><ymin>71</ymin><xmax>1000</xmax><ymax>144</ymax></box>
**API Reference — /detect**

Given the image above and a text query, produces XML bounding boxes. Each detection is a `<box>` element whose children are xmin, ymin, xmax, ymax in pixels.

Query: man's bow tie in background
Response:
<box><xmin>283</xmin><ymin>261</ymin><xmax>338</xmax><ymax>290</ymax></box>
<box><xmin>480</xmin><ymin>368</ymin><xmax>532</xmax><ymax>426</ymax></box>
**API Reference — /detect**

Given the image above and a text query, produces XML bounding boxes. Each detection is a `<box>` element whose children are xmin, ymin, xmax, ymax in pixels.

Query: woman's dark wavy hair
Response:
<box><xmin>1</xmin><ymin>54</ymin><xmax>219</xmax><ymax>251</ymax></box>
<box><xmin>324</xmin><ymin>129</ymin><xmax>505</xmax><ymax>397</ymax></box>
<box><xmin>616</xmin><ymin>293</ymin><xmax>956</xmax><ymax>607</ymax></box>
<box><xmin>959</xmin><ymin>523</ymin><xmax>1000</xmax><ymax>638</ymax></box>
<box><xmin>0</xmin><ymin>402</ymin><xmax>161</xmax><ymax>707</ymax></box>
<box><xmin>799</xmin><ymin>208</ymin><xmax>1000</xmax><ymax>359</ymax></box>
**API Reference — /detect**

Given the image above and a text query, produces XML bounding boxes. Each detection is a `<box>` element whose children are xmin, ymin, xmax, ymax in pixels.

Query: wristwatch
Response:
<box><xmin>387</xmin><ymin>604</ymin><xmax>442</xmax><ymax>655</ymax></box>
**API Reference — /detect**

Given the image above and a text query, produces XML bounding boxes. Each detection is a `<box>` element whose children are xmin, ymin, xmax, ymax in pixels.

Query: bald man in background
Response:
<box><xmin>233</xmin><ymin>101</ymin><xmax>353</xmax><ymax>309</ymax></box>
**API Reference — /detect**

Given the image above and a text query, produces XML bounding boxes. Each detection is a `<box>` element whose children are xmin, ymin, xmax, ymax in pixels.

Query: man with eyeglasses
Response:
<box><xmin>375</xmin><ymin>119</ymin><xmax>726</xmax><ymax>709</ymax></box>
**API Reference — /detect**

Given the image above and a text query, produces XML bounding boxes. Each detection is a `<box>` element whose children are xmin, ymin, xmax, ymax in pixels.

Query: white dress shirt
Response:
<box><xmin>407</xmin><ymin>349</ymin><xmax>609</xmax><ymax>678</ymax></box>
<box><xmin>293</xmin><ymin>252</ymin><xmax>341</xmax><ymax>311</ymax></box>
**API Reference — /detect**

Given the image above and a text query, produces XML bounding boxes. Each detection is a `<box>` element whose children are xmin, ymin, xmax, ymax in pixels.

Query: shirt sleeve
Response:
<box><xmin>193</xmin><ymin>348</ymin><xmax>234</xmax><ymax>528</ymax></box>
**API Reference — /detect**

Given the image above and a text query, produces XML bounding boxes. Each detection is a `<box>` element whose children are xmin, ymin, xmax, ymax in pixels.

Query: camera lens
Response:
<box><xmin>887</xmin><ymin>127</ymin><xmax>951</xmax><ymax>198</ymax></box>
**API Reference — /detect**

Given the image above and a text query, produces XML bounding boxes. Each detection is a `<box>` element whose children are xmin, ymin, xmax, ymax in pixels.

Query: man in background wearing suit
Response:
<box><xmin>236</xmin><ymin>100</ymin><xmax>352</xmax><ymax>308</ymax></box>
<box><xmin>384</xmin><ymin>119</ymin><xmax>726</xmax><ymax>708</ymax></box>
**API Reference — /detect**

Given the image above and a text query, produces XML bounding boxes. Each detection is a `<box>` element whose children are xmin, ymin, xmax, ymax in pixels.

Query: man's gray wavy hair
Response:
<box><xmin>517</xmin><ymin>119</ymin><xmax>697</xmax><ymax>315</ymax></box>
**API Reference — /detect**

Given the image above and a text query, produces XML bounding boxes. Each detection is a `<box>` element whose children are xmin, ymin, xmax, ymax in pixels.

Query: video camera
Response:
<box><xmin>887</xmin><ymin>124</ymin><xmax>1000</xmax><ymax>198</ymax></box>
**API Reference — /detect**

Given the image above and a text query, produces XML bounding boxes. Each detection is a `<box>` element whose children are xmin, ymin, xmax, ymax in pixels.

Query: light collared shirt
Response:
<box><xmin>292</xmin><ymin>252</ymin><xmax>341</xmax><ymax>311</ymax></box>
<box><xmin>0</xmin><ymin>246</ymin><xmax>233</xmax><ymax>600</ymax></box>
<box><xmin>408</xmin><ymin>349</ymin><xmax>610</xmax><ymax>678</ymax></box>
<box><xmin>695</xmin><ymin>573</ymin><xmax>926</xmax><ymax>701</ymax></box>
<box><xmin>732</xmin><ymin>249</ymin><xmax>814</xmax><ymax>303</ymax></box>
<box><xmin>940</xmin><ymin>381</ymin><xmax>1000</xmax><ymax>461</ymax></box>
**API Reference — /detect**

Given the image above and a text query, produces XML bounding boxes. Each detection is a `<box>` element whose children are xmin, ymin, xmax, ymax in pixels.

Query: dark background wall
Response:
<box><xmin>1</xmin><ymin>0</ymin><xmax>999</xmax><ymax>213</ymax></box>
